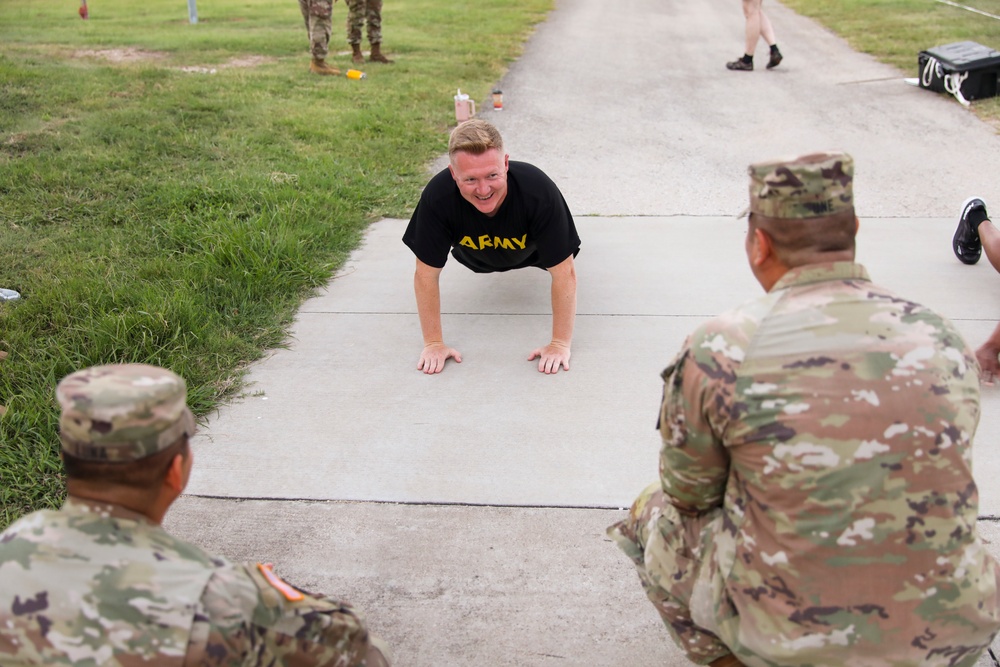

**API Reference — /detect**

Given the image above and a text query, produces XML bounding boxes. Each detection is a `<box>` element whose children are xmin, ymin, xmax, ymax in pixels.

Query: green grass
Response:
<box><xmin>780</xmin><ymin>0</ymin><xmax>1000</xmax><ymax>128</ymax></box>
<box><xmin>0</xmin><ymin>0</ymin><xmax>551</xmax><ymax>528</ymax></box>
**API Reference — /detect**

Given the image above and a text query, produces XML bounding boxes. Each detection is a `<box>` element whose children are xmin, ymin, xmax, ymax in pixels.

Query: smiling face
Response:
<box><xmin>448</xmin><ymin>148</ymin><xmax>509</xmax><ymax>217</ymax></box>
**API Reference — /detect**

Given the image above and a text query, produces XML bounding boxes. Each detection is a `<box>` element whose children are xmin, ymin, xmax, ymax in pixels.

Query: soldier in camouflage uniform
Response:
<box><xmin>0</xmin><ymin>363</ymin><xmax>390</xmax><ymax>666</ymax></box>
<box><xmin>346</xmin><ymin>0</ymin><xmax>392</xmax><ymax>64</ymax></box>
<box><xmin>299</xmin><ymin>0</ymin><xmax>341</xmax><ymax>75</ymax></box>
<box><xmin>609</xmin><ymin>153</ymin><xmax>1000</xmax><ymax>667</ymax></box>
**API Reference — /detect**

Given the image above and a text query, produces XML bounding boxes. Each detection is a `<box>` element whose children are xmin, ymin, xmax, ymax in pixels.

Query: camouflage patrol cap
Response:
<box><xmin>746</xmin><ymin>151</ymin><xmax>854</xmax><ymax>219</ymax></box>
<box><xmin>57</xmin><ymin>364</ymin><xmax>195</xmax><ymax>461</ymax></box>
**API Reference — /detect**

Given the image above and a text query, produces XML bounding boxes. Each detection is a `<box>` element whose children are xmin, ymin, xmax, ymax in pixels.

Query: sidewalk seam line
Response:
<box><xmin>182</xmin><ymin>494</ymin><xmax>628</xmax><ymax>511</ymax></box>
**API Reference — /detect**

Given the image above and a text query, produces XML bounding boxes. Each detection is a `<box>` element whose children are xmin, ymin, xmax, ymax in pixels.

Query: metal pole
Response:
<box><xmin>187</xmin><ymin>0</ymin><xmax>198</xmax><ymax>24</ymax></box>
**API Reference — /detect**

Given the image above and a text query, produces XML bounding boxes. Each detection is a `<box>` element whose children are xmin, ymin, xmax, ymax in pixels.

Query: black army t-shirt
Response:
<box><xmin>402</xmin><ymin>161</ymin><xmax>580</xmax><ymax>273</ymax></box>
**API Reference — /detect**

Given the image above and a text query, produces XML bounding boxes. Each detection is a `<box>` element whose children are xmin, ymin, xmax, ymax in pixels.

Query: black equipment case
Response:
<box><xmin>918</xmin><ymin>41</ymin><xmax>1000</xmax><ymax>104</ymax></box>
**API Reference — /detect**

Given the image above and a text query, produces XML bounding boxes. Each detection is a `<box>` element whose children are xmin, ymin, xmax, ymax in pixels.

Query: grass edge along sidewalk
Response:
<box><xmin>0</xmin><ymin>0</ymin><xmax>552</xmax><ymax>528</ymax></box>
<box><xmin>782</xmin><ymin>0</ymin><xmax>1000</xmax><ymax>128</ymax></box>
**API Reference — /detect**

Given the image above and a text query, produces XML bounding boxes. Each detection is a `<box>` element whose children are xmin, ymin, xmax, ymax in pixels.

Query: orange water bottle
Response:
<box><xmin>346</xmin><ymin>69</ymin><xmax>366</xmax><ymax>80</ymax></box>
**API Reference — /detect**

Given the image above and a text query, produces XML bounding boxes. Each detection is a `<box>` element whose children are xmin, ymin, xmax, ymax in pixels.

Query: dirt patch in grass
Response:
<box><xmin>4</xmin><ymin>118</ymin><xmax>70</xmax><ymax>154</ymax></box>
<box><xmin>70</xmin><ymin>49</ymin><xmax>275</xmax><ymax>72</ymax></box>
<box><xmin>225</xmin><ymin>55</ymin><xmax>276</xmax><ymax>68</ymax></box>
<box><xmin>177</xmin><ymin>56</ymin><xmax>278</xmax><ymax>74</ymax></box>
<box><xmin>72</xmin><ymin>47</ymin><xmax>168</xmax><ymax>63</ymax></box>
<box><xmin>175</xmin><ymin>55</ymin><xmax>277</xmax><ymax>74</ymax></box>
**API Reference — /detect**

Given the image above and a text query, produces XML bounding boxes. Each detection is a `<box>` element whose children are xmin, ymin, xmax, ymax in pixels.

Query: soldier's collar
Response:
<box><xmin>64</xmin><ymin>495</ymin><xmax>157</xmax><ymax>525</ymax></box>
<box><xmin>770</xmin><ymin>262</ymin><xmax>870</xmax><ymax>292</ymax></box>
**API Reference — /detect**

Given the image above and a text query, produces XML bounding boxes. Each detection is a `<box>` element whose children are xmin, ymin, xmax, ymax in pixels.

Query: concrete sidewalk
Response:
<box><xmin>167</xmin><ymin>0</ymin><xmax>1000</xmax><ymax>664</ymax></box>
<box><xmin>182</xmin><ymin>216</ymin><xmax>1000</xmax><ymax>511</ymax></box>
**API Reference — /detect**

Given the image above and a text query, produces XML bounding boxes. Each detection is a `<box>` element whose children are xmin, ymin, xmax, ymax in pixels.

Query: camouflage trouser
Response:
<box><xmin>607</xmin><ymin>483</ymin><xmax>732</xmax><ymax>665</ymax></box>
<box><xmin>346</xmin><ymin>0</ymin><xmax>382</xmax><ymax>46</ymax></box>
<box><xmin>299</xmin><ymin>0</ymin><xmax>333</xmax><ymax>59</ymax></box>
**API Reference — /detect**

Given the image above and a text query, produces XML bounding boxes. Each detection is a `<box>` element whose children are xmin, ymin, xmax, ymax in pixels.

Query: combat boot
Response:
<box><xmin>369</xmin><ymin>42</ymin><xmax>394</xmax><ymax>64</ymax></box>
<box><xmin>310</xmin><ymin>58</ymin><xmax>341</xmax><ymax>76</ymax></box>
<box><xmin>351</xmin><ymin>43</ymin><xmax>365</xmax><ymax>65</ymax></box>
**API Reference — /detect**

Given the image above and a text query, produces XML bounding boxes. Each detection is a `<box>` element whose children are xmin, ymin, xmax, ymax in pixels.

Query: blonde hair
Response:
<box><xmin>448</xmin><ymin>119</ymin><xmax>504</xmax><ymax>158</ymax></box>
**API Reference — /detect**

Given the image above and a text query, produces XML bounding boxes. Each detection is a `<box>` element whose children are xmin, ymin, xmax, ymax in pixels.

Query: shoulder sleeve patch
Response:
<box><xmin>256</xmin><ymin>563</ymin><xmax>305</xmax><ymax>602</ymax></box>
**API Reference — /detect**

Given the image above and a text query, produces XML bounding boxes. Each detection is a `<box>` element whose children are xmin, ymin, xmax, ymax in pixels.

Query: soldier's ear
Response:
<box><xmin>751</xmin><ymin>228</ymin><xmax>773</xmax><ymax>267</ymax></box>
<box><xmin>163</xmin><ymin>453</ymin><xmax>186</xmax><ymax>495</ymax></box>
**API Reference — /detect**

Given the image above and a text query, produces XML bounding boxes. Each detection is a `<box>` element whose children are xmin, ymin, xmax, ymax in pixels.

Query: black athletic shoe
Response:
<box><xmin>767</xmin><ymin>50</ymin><xmax>783</xmax><ymax>69</ymax></box>
<box><xmin>726</xmin><ymin>58</ymin><xmax>753</xmax><ymax>71</ymax></box>
<box><xmin>953</xmin><ymin>196</ymin><xmax>987</xmax><ymax>265</ymax></box>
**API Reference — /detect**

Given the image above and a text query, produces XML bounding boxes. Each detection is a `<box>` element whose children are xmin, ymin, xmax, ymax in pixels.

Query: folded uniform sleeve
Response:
<box><xmin>186</xmin><ymin>561</ymin><xmax>391</xmax><ymax>666</ymax></box>
<box><xmin>658</xmin><ymin>324</ymin><xmax>741</xmax><ymax>515</ymax></box>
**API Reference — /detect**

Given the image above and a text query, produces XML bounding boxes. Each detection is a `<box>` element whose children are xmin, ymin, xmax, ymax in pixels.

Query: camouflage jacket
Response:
<box><xmin>0</xmin><ymin>497</ymin><xmax>390</xmax><ymax>666</ymax></box>
<box><xmin>659</xmin><ymin>262</ymin><xmax>1000</xmax><ymax>665</ymax></box>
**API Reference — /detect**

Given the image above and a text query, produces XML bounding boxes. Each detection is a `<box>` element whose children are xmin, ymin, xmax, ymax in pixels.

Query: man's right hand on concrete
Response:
<box><xmin>417</xmin><ymin>342</ymin><xmax>462</xmax><ymax>374</ymax></box>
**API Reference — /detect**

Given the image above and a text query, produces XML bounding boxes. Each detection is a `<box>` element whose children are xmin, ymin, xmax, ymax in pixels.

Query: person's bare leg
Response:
<box><xmin>759</xmin><ymin>7</ymin><xmax>776</xmax><ymax>46</ymax></box>
<box><xmin>973</xmin><ymin>216</ymin><xmax>1000</xmax><ymax>385</ymax></box>
<box><xmin>979</xmin><ymin>219</ymin><xmax>1000</xmax><ymax>274</ymax></box>
<box><xmin>743</xmin><ymin>0</ymin><xmax>762</xmax><ymax>56</ymax></box>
